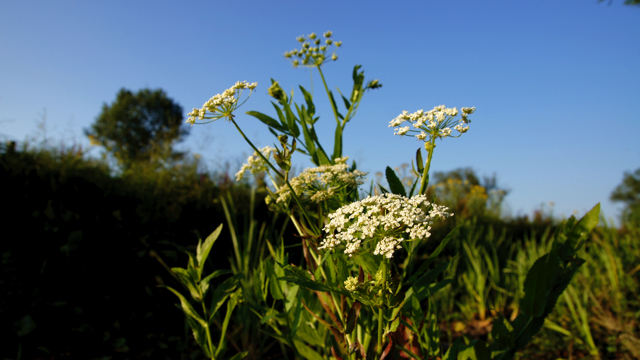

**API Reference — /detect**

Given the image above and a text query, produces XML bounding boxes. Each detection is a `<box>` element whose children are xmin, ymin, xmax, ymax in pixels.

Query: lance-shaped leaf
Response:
<box><xmin>228</xmin><ymin>351</ymin><xmax>249</xmax><ymax>360</ymax></box>
<box><xmin>415</xmin><ymin>148</ymin><xmax>424</xmax><ymax>175</ymax></box>
<box><xmin>197</xmin><ymin>224</ymin><xmax>223</xmax><ymax>276</ymax></box>
<box><xmin>406</xmin><ymin>225</ymin><xmax>460</xmax><ymax>285</ymax></box>
<box><xmin>411</xmin><ymin>259</ymin><xmax>454</xmax><ymax>301</ymax></box>
<box><xmin>200</xmin><ymin>269</ymin><xmax>232</xmax><ymax>296</ymax></box>
<box><xmin>171</xmin><ymin>267</ymin><xmax>202</xmax><ymax>302</ymax></box>
<box><xmin>184</xmin><ymin>309</ymin><xmax>214</xmax><ymax>358</ymax></box>
<box><xmin>245</xmin><ymin>110</ymin><xmax>285</xmax><ymax>132</ymax></box>
<box><xmin>301</xmin><ymin>298</ymin><xmax>334</xmax><ymax>330</ymax></box>
<box><xmin>294</xmin><ymin>340</ymin><xmax>324</xmax><ymax>360</ymax></box>
<box><xmin>491</xmin><ymin>313</ymin><xmax>515</xmax><ymax>349</ymax></box>
<box><xmin>386</xmin><ymin>166</ymin><xmax>406</xmax><ymax>197</ymax></box>
<box><xmin>520</xmin><ymin>252</ymin><xmax>560</xmax><ymax>318</ymax></box>
<box><xmin>215</xmin><ymin>289</ymin><xmax>242</xmax><ymax>359</ymax></box>
<box><xmin>208</xmin><ymin>274</ymin><xmax>240</xmax><ymax>320</ymax></box>
<box><xmin>266</xmin><ymin>260</ymin><xmax>284</xmax><ymax>300</ymax></box>
<box><xmin>163</xmin><ymin>285</ymin><xmax>206</xmax><ymax>328</ymax></box>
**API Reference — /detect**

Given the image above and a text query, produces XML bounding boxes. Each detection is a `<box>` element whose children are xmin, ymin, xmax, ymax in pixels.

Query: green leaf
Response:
<box><xmin>425</xmin><ymin>298</ymin><xmax>440</xmax><ymax>357</ymax></box>
<box><xmin>283</xmin><ymin>104</ymin><xmax>301</xmax><ymax>138</ymax></box>
<box><xmin>298</xmin><ymin>106</ymin><xmax>318</xmax><ymax>164</ymax></box>
<box><xmin>385</xmin><ymin>166</ymin><xmax>407</xmax><ymax>197</ymax></box>
<box><xmin>317</xmin><ymin>148</ymin><xmax>331</xmax><ymax>166</ymax></box>
<box><xmin>290</xmin><ymin>295</ymin><xmax>303</xmax><ymax>337</ymax></box>
<box><xmin>353</xmin><ymin>252</ymin><xmax>378</xmax><ymax>275</ymax></box>
<box><xmin>323</xmin><ymin>257</ymin><xmax>338</xmax><ymax>288</ymax></box>
<box><xmin>197</xmin><ymin>224</ymin><xmax>223</xmax><ymax>276</ymax></box>
<box><xmin>406</xmin><ymin>225</ymin><xmax>460</xmax><ymax>285</ymax></box>
<box><xmin>215</xmin><ymin>289</ymin><xmax>242</xmax><ymax>359</ymax></box>
<box><xmin>208</xmin><ymin>275</ymin><xmax>240</xmax><ymax>319</ymax></box>
<box><xmin>163</xmin><ymin>285</ymin><xmax>206</xmax><ymax>328</ymax></box>
<box><xmin>186</xmin><ymin>251</ymin><xmax>199</xmax><ymax>281</ymax></box>
<box><xmin>171</xmin><ymin>267</ymin><xmax>202</xmax><ymax>302</ymax></box>
<box><xmin>271</xmin><ymin>102</ymin><xmax>288</xmax><ymax>128</ymax></box>
<box><xmin>294</xmin><ymin>322</ymin><xmax>326</xmax><ymax>347</ymax></box>
<box><xmin>228</xmin><ymin>351</ymin><xmax>249</xmax><ymax>360</ymax></box>
<box><xmin>491</xmin><ymin>313</ymin><xmax>515</xmax><ymax>349</ymax></box>
<box><xmin>294</xmin><ymin>340</ymin><xmax>325</xmax><ymax>360</ymax></box>
<box><xmin>266</xmin><ymin>260</ymin><xmax>284</xmax><ymax>300</ymax></box>
<box><xmin>245</xmin><ymin>111</ymin><xmax>283</xmax><ymax>131</ymax></box>
<box><xmin>411</xmin><ymin>259</ymin><xmax>453</xmax><ymax>301</ymax></box>
<box><xmin>567</xmin><ymin>203</ymin><xmax>600</xmax><ymax>252</ymax></box>
<box><xmin>416</xmin><ymin>148</ymin><xmax>424</xmax><ymax>174</ymax></box>
<box><xmin>333</xmin><ymin>125</ymin><xmax>343</xmax><ymax>160</ymax></box>
<box><xmin>260</xmin><ymin>309</ymin><xmax>280</xmax><ymax>324</ymax></box>
<box><xmin>520</xmin><ymin>252</ymin><xmax>560</xmax><ymax>317</ymax></box>
<box><xmin>278</xmin><ymin>276</ymin><xmax>333</xmax><ymax>292</ymax></box>
<box><xmin>298</xmin><ymin>86</ymin><xmax>316</xmax><ymax>117</ymax></box>
<box><xmin>200</xmin><ymin>269</ymin><xmax>233</xmax><ymax>296</ymax></box>
<box><xmin>184</xmin><ymin>309</ymin><xmax>214</xmax><ymax>358</ymax></box>
<box><xmin>341</xmin><ymin>94</ymin><xmax>351</xmax><ymax>110</ymax></box>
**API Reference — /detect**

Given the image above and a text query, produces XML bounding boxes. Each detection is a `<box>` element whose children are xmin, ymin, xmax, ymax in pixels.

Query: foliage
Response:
<box><xmin>2</xmin><ymin>138</ymin><xmax>637</xmax><ymax>358</ymax></box>
<box><xmin>0</xmin><ymin>140</ymin><xmax>252</xmax><ymax>359</ymax></box>
<box><xmin>85</xmin><ymin>88</ymin><xmax>189</xmax><ymax>169</ymax></box>
<box><xmin>611</xmin><ymin>168</ymin><xmax>640</xmax><ymax>225</ymax></box>
<box><xmin>186</xmin><ymin>31</ymin><xmax>602</xmax><ymax>360</ymax></box>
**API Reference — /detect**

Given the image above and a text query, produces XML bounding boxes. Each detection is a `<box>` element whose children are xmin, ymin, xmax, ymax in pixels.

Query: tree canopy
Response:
<box><xmin>611</xmin><ymin>168</ymin><xmax>640</xmax><ymax>224</ymax></box>
<box><xmin>85</xmin><ymin>88</ymin><xmax>189</xmax><ymax>169</ymax></box>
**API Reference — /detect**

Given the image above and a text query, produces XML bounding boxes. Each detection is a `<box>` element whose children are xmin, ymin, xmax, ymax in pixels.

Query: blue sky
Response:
<box><xmin>1</xmin><ymin>1</ymin><xmax>638</xmax><ymax>223</ymax></box>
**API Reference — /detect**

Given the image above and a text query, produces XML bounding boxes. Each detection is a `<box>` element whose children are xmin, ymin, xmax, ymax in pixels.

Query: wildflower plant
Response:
<box><xmin>179</xmin><ymin>32</ymin><xmax>600</xmax><ymax>360</ymax></box>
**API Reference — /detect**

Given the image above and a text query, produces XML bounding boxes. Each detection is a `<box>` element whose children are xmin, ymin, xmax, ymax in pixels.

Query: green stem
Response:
<box><xmin>317</xmin><ymin>66</ymin><xmax>341</xmax><ymax>127</ymax></box>
<box><xmin>418</xmin><ymin>138</ymin><xmax>436</xmax><ymax>196</ymax></box>
<box><xmin>202</xmin><ymin>303</ymin><xmax>215</xmax><ymax>360</ymax></box>
<box><xmin>229</xmin><ymin>117</ymin><xmax>317</xmax><ymax>234</ymax></box>
<box><xmin>376</xmin><ymin>260</ymin><xmax>388</xmax><ymax>357</ymax></box>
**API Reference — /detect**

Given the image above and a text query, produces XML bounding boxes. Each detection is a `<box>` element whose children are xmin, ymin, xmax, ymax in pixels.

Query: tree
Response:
<box><xmin>429</xmin><ymin>167</ymin><xmax>508</xmax><ymax>219</ymax></box>
<box><xmin>85</xmin><ymin>88</ymin><xmax>189</xmax><ymax>169</ymax></box>
<box><xmin>611</xmin><ymin>168</ymin><xmax>640</xmax><ymax>224</ymax></box>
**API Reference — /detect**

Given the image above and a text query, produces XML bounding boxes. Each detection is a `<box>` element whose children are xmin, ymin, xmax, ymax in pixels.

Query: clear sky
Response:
<box><xmin>1</xmin><ymin>1</ymin><xmax>638</xmax><ymax>223</ymax></box>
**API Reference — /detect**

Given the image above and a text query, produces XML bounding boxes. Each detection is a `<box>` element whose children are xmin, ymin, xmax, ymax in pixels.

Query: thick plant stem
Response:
<box><xmin>229</xmin><ymin>117</ymin><xmax>317</xmax><ymax>234</ymax></box>
<box><xmin>376</xmin><ymin>261</ymin><xmax>388</xmax><ymax>358</ymax></box>
<box><xmin>418</xmin><ymin>139</ymin><xmax>436</xmax><ymax>196</ymax></box>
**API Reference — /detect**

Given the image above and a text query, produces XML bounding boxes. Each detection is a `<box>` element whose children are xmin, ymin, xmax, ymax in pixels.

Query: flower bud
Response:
<box><xmin>268</xmin><ymin>81</ymin><xmax>285</xmax><ymax>101</ymax></box>
<box><xmin>324</xmin><ymin>31</ymin><xmax>333</xmax><ymax>38</ymax></box>
<box><xmin>309</xmin><ymin>32</ymin><xmax>317</xmax><ymax>39</ymax></box>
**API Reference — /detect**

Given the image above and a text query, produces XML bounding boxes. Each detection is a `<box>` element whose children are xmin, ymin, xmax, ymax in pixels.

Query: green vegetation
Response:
<box><xmin>1</xmin><ymin>141</ymin><xmax>638</xmax><ymax>359</ymax></box>
<box><xmin>85</xmin><ymin>88</ymin><xmax>189</xmax><ymax>170</ymax></box>
<box><xmin>611</xmin><ymin>168</ymin><xmax>640</xmax><ymax>225</ymax></box>
<box><xmin>3</xmin><ymin>31</ymin><xmax>639</xmax><ymax>360</ymax></box>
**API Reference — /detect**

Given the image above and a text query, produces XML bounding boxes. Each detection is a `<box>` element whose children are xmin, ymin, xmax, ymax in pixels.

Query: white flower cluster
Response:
<box><xmin>187</xmin><ymin>81</ymin><xmax>258</xmax><ymax>125</ymax></box>
<box><xmin>273</xmin><ymin>157</ymin><xmax>367</xmax><ymax>203</ymax></box>
<box><xmin>389</xmin><ymin>105</ymin><xmax>475</xmax><ymax>144</ymax></box>
<box><xmin>319</xmin><ymin>193</ymin><xmax>452</xmax><ymax>258</ymax></box>
<box><xmin>235</xmin><ymin>146</ymin><xmax>274</xmax><ymax>181</ymax></box>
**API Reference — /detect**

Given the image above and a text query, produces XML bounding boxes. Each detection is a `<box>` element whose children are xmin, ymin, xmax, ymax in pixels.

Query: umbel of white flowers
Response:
<box><xmin>319</xmin><ymin>193</ymin><xmax>451</xmax><ymax>258</ymax></box>
<box><xmin>186</xmin><ymin>81</ymin><xmax>257</xmax><ymax>125</ymax></box>
<box><xmin>389</xmin><ymin>105</ymin><xmax>476</xmax><ymax>145</ymax></box>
